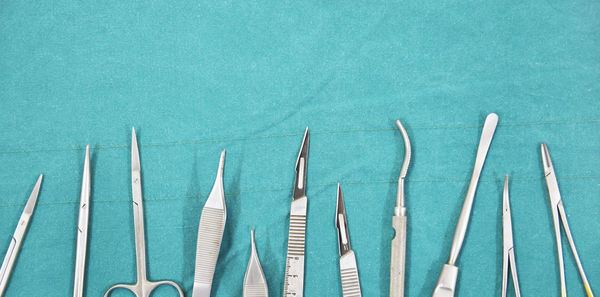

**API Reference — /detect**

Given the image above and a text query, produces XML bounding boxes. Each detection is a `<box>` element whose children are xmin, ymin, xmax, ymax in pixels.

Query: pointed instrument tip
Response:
<box><xmin>296</xmin><ymin>127</ymin><xmax>310</xmax><ymax>167</ymax></box>
<box><xmin>205</xmin><ymin>150</ymin><xmax>226</xmax><ymax>209</ymax></box>
<box><xmin>218</xmin><ymin>150</ymin><xmax>226</xmax><ymax>172</ymax></box>
<box><xmin>250</xmin><ymin>228</ymin><xmax>256</xmax><ymax>250</ymax></box>
<box><xmin>82</xmin><ymin>145</ymin><xmax>91</xmax><ymax>202</ymax></box>
<box><xmin>84</xmin><ymin>144</ymin><xmax>90</xmax><ymax>164</ymax></box>
<box><xmin>293</xmin><ymin>128</ymin><xmax>310</xmax><ymax>199</ymax></box>
<box><xmin>131</xmin><ymin>127</ymin><xmax>140</xmax><ymax>172</ymax></box>
<box><xmin>131</xmin><ymin>127</ymin><xmax>137</xmax><ymax>143</ymax></box>
<box><xmin>541</xmin><ymin>143</ymin><xmax>552</xmax><ymax>171</ymax></box>
<box><xmin>24</xmin><ymin>175</ymin><xmax>43</xmax><ymax>214</ymax></box>
<box><xmin>336</xmin><ymin>183</ymin><xmax>345</xmax><ymax>223</ymax></box>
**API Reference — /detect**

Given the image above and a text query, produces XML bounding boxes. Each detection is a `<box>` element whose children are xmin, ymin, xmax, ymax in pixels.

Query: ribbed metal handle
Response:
<box><xmin>193</xmin><ymin>207</ymin><xmax>226</xmax><ymax>297</ymax></box>
<box><xmin>339</xmin><ymin>251</ymin><xmax>362</xmax><ymax>297</ymax></box>
<box><xmin>390</xmin><ymin>215</ymin><xmax>407</xmax><ymax>297</ymax></box>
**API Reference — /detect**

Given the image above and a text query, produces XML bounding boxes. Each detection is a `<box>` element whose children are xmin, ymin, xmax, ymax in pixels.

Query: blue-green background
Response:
<box><xmin>1</xmin><ymin>1</ymin><xmax>599</xmax><ymax>296</ymax></box>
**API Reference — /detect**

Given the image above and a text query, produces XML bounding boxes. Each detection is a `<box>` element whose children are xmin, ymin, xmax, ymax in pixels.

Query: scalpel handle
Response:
<box><xmin>283</xmin><ymin>196</ymin><xmax>307</xmax><ymax>297</ymax></box>
<box><xmin>339</xmin><ymin>250</ymin><xmax>362</xmax><ymax>297</ymax></box>
<box><xmin>390</xmin><ymin>215</ymin><xmax>407</xmax><ymax>297</ymax></box>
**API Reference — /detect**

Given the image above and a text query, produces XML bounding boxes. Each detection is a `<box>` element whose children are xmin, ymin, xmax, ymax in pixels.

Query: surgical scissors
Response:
<box><xmin>390</xmin><ymin>120</ymin><xmax>411</xmax><ymax>297</ymax></box>
<box><xmin>73</xmin><ymin>145</ymin><xmax>91</xmax><ymax>297</ymax></box>
<box><xmin>104</xmin><ymin>128</ymin><xmax>184</xmax><ymax>297</ymax></box>
<box><xmin>432</xmin><ymin>113</ymin><xmax>498</xmax><ymax>297</ymax></box>
<box><xmin>501</xmin><ymin>175</ymin><xmax>520</xmax><ymax>297</ymax></box>
<box><xmin>0</xmin><ymin>175</ymin><xmax>43</xmax><ymax>297</ymax></box>
<box><xmin>243</xmin><ymin>229</ymin><xmax>268</xmax><ymax>297</ymax></box>
<box><xmin>541</xmin><ymin>143</ymin><xmax>594</xmax><ymax>297</ymax></box>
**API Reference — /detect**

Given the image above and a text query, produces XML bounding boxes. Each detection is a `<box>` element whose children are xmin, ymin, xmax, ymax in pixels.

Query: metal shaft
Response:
<box><xmin>448</xmin><ymin>113</ymin><xmax>498</xmax><ymax>264</ymax></box>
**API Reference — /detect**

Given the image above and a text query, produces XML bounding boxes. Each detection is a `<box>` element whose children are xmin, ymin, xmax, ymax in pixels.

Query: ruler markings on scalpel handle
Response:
<box><xmin>283</xmin><ymin>213</ymin><xmax>306</xmax><ymax>297</ymax></box>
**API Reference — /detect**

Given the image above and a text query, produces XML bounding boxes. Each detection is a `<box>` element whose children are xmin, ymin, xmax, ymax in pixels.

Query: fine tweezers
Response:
<box><xmin>243</xmin><ymin>229</ymin><xmax>268</xmax><ymax>297</ymax></box>
<box><xmin>193</xmin><ymin>150</ymin><xmax>227</xmax><ymax>297</ymax></box>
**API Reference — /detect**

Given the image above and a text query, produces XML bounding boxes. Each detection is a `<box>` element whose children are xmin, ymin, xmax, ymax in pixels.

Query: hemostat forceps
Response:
<box><xmin>336</xmin><ymin>184</ymin><xmax>362</xmax><ymax>297</ymax></box>
<box><xmin>432</xmin><ymin>113</ymin><xmax>498</xmax><ymax>297</ymax></box>
<box><xmin>0</xmin><ymin>175</ymin><xmax>43</xmax><ymax>297</ymax></box>
<box><xmin>104</xmin><ymin>128</ymin><xmax>184</xmax><ymax>297</ymax></box>
<box><xmin>193</xmin><ymin>150</ymin><xmax>226</xmax><ymax>297</ymax></box>
<box><xmin>541</xmin><ymin>143</ymin><xmax>594</xmax><ymax>297</ymax></box>
<box><xmin>501</xmin><ymin>175</ymin><xmax>521</xmax><ymax>297</ymax></box>
<box><xmin>390</xmin><ymin>120</ymin><xmax>411</xmax><ymax>297</ymax></box>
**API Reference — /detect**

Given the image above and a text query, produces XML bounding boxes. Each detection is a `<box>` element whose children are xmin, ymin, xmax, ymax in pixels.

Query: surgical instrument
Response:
<box><xmin>283</xmin><ymin>127</ymin><xmax>309</xmax><ymax>297</ymax></box>
<box><xmin>541</xmin><ymin>143</ymin><xmax>594</xmax><ymax>297</ymax></box>
<box><xmin>74</xmin><ymin>145</ymin><xmax>91</xmax><ymax>297</ymax></box>
<box><xmin>432</xmin><ymin>113</ymin><xmax>498</xmax><ymax>297</ymax></box>
<box><xmin>336</xmin><ymin>184</ymin><xmax>362</xmax><ymax>297</ymax></box>
<box><xmin>501</xmin><ymin>175</ymin><xmax>521</xmax><ymax>297</ymax></box>
<box><xmin>390</xmin><ymin>120</ymin><xmax>411</xmax><ymax>297</ymax></box>
<box><xmin>0</xmin><ymin>174</ymin><xmax>43</xmax><ymax>297</ymax></box>
<box><xmin>244</xmin><ymin>229</ymin><xmax>268</xmax><ymax>297</ymax></box>
<box><xmin>104</xmin><ymin>128</ymin><xmax>184</xmax><ymax>297</ymax></box>
<box><xmin>193</xmin><ymin>150</ymin><xmax>226</xmax><ymax>297</ymax></box>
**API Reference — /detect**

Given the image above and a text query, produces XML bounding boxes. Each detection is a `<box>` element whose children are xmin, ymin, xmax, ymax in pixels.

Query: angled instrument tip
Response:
<box><xmin>336</xmin><ymin>184</ymin><xmax>351</xmax><ymax>256</ymax></box>
<box><xmin>218</xmin><ymin>149</ymin><xmax>226</xmax><ymax>173</ymax></box>
<box><xmin>24</xmin><ymin>174</ymin><xmax>43</xmax><ymax>214</ymax></box>
<box><xmin>205</xmin><ymin>150</ymin><xmax>226</xmax><ymax>209</ymax></box>
<box><xmin>395</xmin><ymin>120</ymin><xmax>412</xmax><ymax>213</ymax></box>
<box><xmin>295</xmin><ymin>127</ymin><xmax>310</xmax><ymax>169</ymax></box>
<box><xmin>293</xmin><ymin>128</ymin><xmax>310</xmax><ymax>200</ymax></box>
<box><xmin>395</xmin><ymin>120</ymin><xmax>412</xmax><ymax>180</ymax></box>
